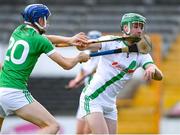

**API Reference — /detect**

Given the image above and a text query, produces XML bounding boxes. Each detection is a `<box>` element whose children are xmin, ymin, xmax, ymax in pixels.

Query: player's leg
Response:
<box><xmin>83</xmin><ymin>120</ymin><xmax>91</xmax><ymax>134</ymax></box>
<box><xmin>105</xmin><ymin>117</ymin><xmax>117</xmax><ymax>134</ymax></box>
<box><xmin>76</xmin><ymin>104</ymin><xmax>85</xmax><ymax>134</ymax></box>
<box><xmin>103</xmin><ymin>104</ymin><xmax>118</xmax><ymax>134</ymax></box>
<box><xmin>85</xmin><ymin>112</ymin><xmax>109</xmax><ymax>134</ymax></box>
<box><xmin>79</xmin><ymin>88</ymin><xmax>108</xmax><ymax>133</ymax></box>
<box><xmin>0</xmin><ymin>94</ymin><xmax>6</xmax><ymax>131</ymax></box>
<box><xmin>76</xmin><ymin>118</ymin><xmax>91</xmax><ymax>134</ymax></box>
<box><xmin>15</xmin><ymin>101</ymin><xmax>60</xmax><ymax>134</ymax></box>
<box><xmin>76</xmin><ymin>104</ymin><xmax>91</xmax><ymax>134</ymax></box>
<box><xmin>76</xmin><ymin>118</ymin><xmax>86</xmax><ymax>134</ymax></box>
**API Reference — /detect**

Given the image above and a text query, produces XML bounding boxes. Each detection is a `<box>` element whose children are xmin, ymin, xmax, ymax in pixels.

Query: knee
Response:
<box><xmin>51</xmin><ymin>121</ymin><xmax>60</xmax><ymax>132</ymax></box>
<box><xmin>42</xmin><ymin>120</ymin><xmax>60</xmax><ymax>133</ymax></box>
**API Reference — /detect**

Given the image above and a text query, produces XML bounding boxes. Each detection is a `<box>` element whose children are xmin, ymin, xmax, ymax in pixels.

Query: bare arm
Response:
<box><xmin>45</xmin><ymin>32</ymin><xmax>88</xmax><ymax>46</ymax></box>
<box><xmin>144</xmin><ymin>64</ymin><xmax>163</xmax><ymax>81</ymax></box>
<box><xmin>46</xmin><ymin>35</ymin><xmax>72</xmax><ymax>44</ymax></box>
<box><xmin>49</xmin><ymin>51</ymin><xmax>90</xmax><ymax>70</ymax></box>
<box><xmin>66</xmin><ymin>70</ymin><xmax>86</xmax><ymax>89</ymax></box>
<box><xmin>76</xmin><ymin>42</ymin><xmax>102</xmax><ymax>52</ymax></box>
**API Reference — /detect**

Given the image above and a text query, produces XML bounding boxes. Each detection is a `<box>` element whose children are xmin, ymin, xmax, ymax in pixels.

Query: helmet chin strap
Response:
<box><xmin>125</xmin><ymin>23</ymin><xmax>131</xmax><ymax>35</ymax></box>
<box><xmin>122</xmin><ymin>22</ymin><xmax>131</xmax><ymax>35</ymax></box>
<box><xmin>24</xmin><ymin>21</ymin><xmax>31</xmax><ymax>25</ymax></box>
<box><xmin>34</xmin><ymin>16</ymin><xmax>47</xmax><ymax>34</ymax></box>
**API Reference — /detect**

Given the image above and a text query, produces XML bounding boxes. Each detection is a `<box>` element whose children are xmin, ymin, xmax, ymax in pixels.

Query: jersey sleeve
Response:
<box><xmin>138</xmin><ymin>53</ymin><xmax>154</xmax><ymax>69</ymax></box>
<box><xmin>100</xmin><ymin>41</ymin><xmax>116</xmax><ymax>51</ymax></box>
<box><xmin>38</xmin><ymin>36</ymin><xmax>55</xmax><ymax>56</ymax></box>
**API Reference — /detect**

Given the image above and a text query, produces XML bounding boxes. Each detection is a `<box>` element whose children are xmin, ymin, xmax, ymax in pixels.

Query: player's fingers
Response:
<box><xmin>77</xmin><ymin>37</ymin><xmax>89</xmax><ymax>43</ymax></box>
<box><xmin>145</xmin><ymin>70</ymin><xmax>154</xmax><ymax>81</ymax></box>
<box><xmin>74</xmin><ymin>42</ymin><xmax>86</xmax><ymax>47</ymax></box>
<box><xmin>77</xmin><ymin>32</ymin><xmax>86</xmax><ymax>35</ymax></box>
<box><xmin>144</xmin><ymin>71</ymin><xmax>150</xmax><ymax>81</ymax></box>
<box><xmin>76</xmin><ymin>32</ymin><xmax>87</xmax><ymax>37</ymax></box>
<box><xmin>76</xmin><ymin>32</ymin><xmax>88</xmax><ymax>39</ymax></box>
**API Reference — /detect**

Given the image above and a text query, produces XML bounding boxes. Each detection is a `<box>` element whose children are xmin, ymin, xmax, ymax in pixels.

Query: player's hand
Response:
<box><xmin>65</xmin><ymin>79</ymin><xmax>84</xmax><ymax>89</ymax></box>
<box><xmin>66</xmin><ymin>79</ymin><xmax>79</xmax><ymax>89</ymax></box>
<box><xmin>76</xmin><ymin>44</ymin><xmax>89</xmax><ymax>51</ymax></box>
<box><xmin>77</xmin><ymin>52</ymin><xmax>90</xmax><ymax>63</ymax></box>
<box><xmin>66</xmin><ymin>79</ymin><xmax>77</xmax><ymax>89</ymax></box>
<box><xmin>69</xmin><ymin>32</ymin><xmax>89</xmax><ymax>47</ymax></box>
<box><xmin>144</xmin><ymin>65</ymin><xmax>155</xmax><ymax>81</ymax></box>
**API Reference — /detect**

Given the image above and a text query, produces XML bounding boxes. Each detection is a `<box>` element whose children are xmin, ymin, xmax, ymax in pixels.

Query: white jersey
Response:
<box><xmin>81</xmin><ymin>51</ymin><xmax>99</xmax><ymax>85</ymax></box>
<box><xmin>80</xmin><ymin>40</ymin><xmax>153</xmax><ymax>107</ymax></box>
<box><xmin>81</xmin><ymin>54</ymin><xmax>99</xmax><ymax>75</ymax></box>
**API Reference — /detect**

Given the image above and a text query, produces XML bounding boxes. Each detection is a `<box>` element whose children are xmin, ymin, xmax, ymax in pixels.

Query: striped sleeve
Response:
<box><xmin>139</xmin><ymin>53</ymin><xmax>154</xmax><ymax>69</ymax></box>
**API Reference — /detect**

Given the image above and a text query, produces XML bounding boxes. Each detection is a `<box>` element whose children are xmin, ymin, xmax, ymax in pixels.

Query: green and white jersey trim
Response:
<box><xmin>47</xmin><ymin>49</ymin><xmax>56</xmax><ymax>56</ymax></box>
<box><xmin>142</xmin><ymin>61</ymin><xmax>154</xmax><ymax>70</ymax></box>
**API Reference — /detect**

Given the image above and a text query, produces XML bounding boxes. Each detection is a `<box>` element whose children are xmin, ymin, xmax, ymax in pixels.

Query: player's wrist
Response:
<box><xmin>76</xmin><ymin>55</ymin><xmax>81</xmax><ymax>63</ymax></box>
<box><xmin>62</xmin><ymin>37</ymin><xmax>71</xmax><ymax>44</ymax></box>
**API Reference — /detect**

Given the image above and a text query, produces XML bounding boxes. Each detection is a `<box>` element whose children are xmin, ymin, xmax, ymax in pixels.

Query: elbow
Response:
<box><xmin>62</xmin><ymin>66</ymin><xmax>72</xmax><ymax>70</ymax></box>
<box><xmin>61</xmin><ymin>63</ymin><xmax>73</xmax><ymax>70</ymax></box>
<box><xmin>63</xmin><ymin>66</ymin><xmax>72</xmax><ymax>70</ymax></box>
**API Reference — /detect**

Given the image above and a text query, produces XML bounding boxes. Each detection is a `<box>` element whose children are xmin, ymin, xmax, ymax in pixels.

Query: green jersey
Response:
<box><xmin>0</xmin><ymin>24</ymin><xmax>55</xmax><ymax>90</ymax></box>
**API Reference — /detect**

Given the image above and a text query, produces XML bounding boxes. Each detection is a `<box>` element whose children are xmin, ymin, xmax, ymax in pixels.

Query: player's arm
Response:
<box><xmin>66</xmin><ymin>70</ymin><xmax>86</xmax><ymax>89</ymax></box>
<box><xmin>45</xmin><ymin>32</ymin><xmax>88</xmax><ymax>47</ymax></box>
<box><xmin>76</xmin><ymin>42</ymin><xmax>102</xmax><ymax>52</ymax></box>
<box><xmin>48</xmin><ymin>51</ymin><xmax>90</xmax><ymax>70</ymax></box>
<box><xmin>144</xmin><ymin>63</ymin><xmax>163</xmax><ymax>81</ymax></box>
<box><xmin>73</xmin><ymin>70</ymin><xmax>86</xmax><ymax>83</ymax></box>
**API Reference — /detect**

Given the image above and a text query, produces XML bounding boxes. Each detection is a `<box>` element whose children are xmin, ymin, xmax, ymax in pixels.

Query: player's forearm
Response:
<box><xmin>62</xmin><ymin>53</ymin><xmax>89</xmax><ymax>70</ymax></box>
<box><xmin>46</xmin><ymin>35</ymin><xmax>71</xmax><ymax>44</ymax></box>
<box><xmin>49</xmin><ymin>51</ymin><xmax>89</xmax><ymax>70</ymax></box>
<box><xmin>49</xmin><ymin>52</ymin><xmax>79</xmax><ymax>70</ymax></box>
<box><xmin>62</xmin><ymin>57</ymin><xmax>80</xmax><ymax>70</ymax></box>
<box><xmin>76</xmin><ymin>43</ymin><xmax>101</xmax><ymax>51</ymax></box>
<box><xmin>74</xmin><ymin>71</ymin><xmax>86</xmax><ymax>82</ymax></box>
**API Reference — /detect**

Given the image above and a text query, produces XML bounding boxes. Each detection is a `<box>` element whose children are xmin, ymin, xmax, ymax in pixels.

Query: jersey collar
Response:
<box><xmin>26</xmin><ymin>25</ymin><xmax>39</xmax><ymax>34</ymax></box>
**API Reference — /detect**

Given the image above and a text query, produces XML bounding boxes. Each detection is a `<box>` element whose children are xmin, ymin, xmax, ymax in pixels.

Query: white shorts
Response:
<box><xmin>78</xmin><ymin>92</ymin><xmax>117</xmax><ymax>120</ymax></box>
<box><xmin>0</xmin><ymin>87</ymin><xmax>35</xmax><ymax>118</ymax></box>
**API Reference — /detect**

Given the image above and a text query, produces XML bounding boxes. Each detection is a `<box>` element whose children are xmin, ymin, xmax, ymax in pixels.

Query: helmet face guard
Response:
<box><xmin>21</xmin><ymin>4</ymin><xmax>51</xmax><ymax>34</ymax></box>
<box><xmin>121</xmin><ymin>13</ymin><xmax>146</xmax><ymax>35</ymax></box>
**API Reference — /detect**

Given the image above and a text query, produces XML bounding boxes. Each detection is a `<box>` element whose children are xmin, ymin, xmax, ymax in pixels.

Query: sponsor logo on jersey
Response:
<box><xmin>111</xmin><ymin>61</ymin><xmax>135</xmax><ymax>73</ymax></box>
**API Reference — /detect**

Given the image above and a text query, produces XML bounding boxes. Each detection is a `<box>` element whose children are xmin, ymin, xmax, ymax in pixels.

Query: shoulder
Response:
<box><xmin>35</xmin><ymin>34</ymin><xmax>52</xmax><ymax>45</ymax></box>
<box><xmin>12</xmin><ymin>24</ymin><xmax>25</xmax><ymax>34</ymax></box>
<box><xmin>101</xmin><ymin>41</ymin><xmax>120</xmax><ymax>50</ymax></box>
